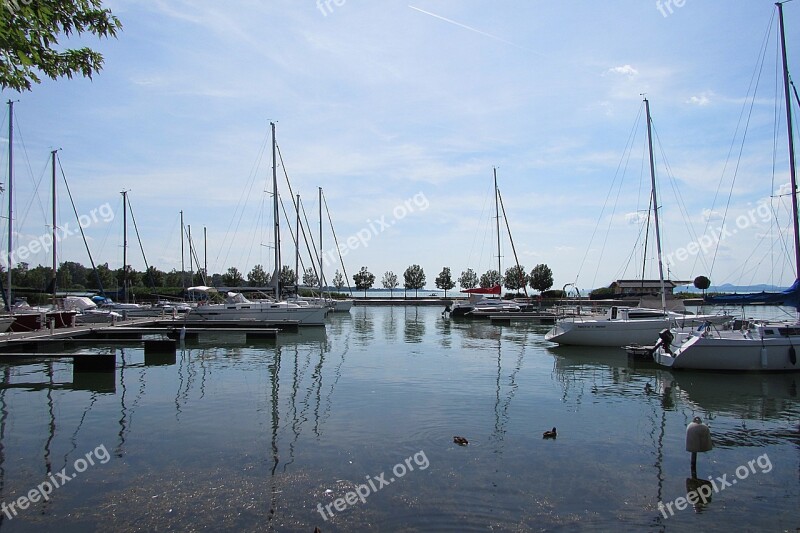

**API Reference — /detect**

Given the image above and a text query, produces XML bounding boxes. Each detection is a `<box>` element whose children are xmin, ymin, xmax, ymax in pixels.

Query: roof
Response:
<box><xmin>610</xmin><ymin>279</ymin><xmax>693</xmax><ymax>289</ymax></box>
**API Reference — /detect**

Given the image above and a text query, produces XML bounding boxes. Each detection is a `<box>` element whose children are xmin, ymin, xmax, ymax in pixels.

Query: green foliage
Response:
<box><xmin>353</xmin><ymin>266</ymin><xmax>375</xmax><ymax>296</ymax></box>
<box><xmin>590</xmin><ymin>286</ymin><xmax>615</xmax><ymax>300</ymax></box>
<box><xmin>503</xmin><ymin>265</ymin><xmax>527</xmax><ymax>291</ymax></box>
<box><xmin>529</xmin><ymin>264</ymin><xmax>554</xmax><ymax>293</ymax></box>
<box><xmin>279</xmin><ymin>265</ymin><xmax>296</xmax><ymax>286</ymax></box>
<box><xmin>479</xmin><ymin>269</ymin><xmax>502</xmax><ymax>288</ymax></box>
<box><xmin>458</xmin><ymin>268</ymin><xmax>478</xmax><ymax>289</ymax></box>
<box><xmin>0</xmin><ymin>0</ymin><xmax>122</xmax><ymax>92</ymax></box>
<box><xmin>332</xmin><ymin>270</ymin><xmax>345</xmax><ymax>289</ymax></box>
<box><xmin>247</xmin><ymin>264</ymin><xmax>269</xmax><ymax>286</ymax></box>
<box><xmin>222</xmin><ymin>266</ymin><xmax>244</xmax><ymax>286</ymax></box>
<box><xmin>381</xmin><ymin>271</ymin><xmax>398</xmax><ymax>298</ymax></box>
<box><xmin>403</xmin><ymin>264</ymin><xmax>426</xmax><ymax>297</ymax></box>
<box><xmin>435</xmin><ymin>267</ymin><xmax>455</xmax><ymax>297</ymax></box>
<box><xmin>302</xmin><ymin>267</ymin><xmax>319</xmax><ymax>287</ymax></box>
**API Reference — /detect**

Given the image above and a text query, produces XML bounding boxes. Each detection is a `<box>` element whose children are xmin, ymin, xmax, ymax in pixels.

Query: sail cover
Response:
<box><xmin>462</xmin><ymin>284</ymin><xmax>502</xmax><ymax>295</ymax></box>
<box><xmin>704</xmin><ymin>279</ymin><xmax>800</xmax><ymax>309</ymax></box>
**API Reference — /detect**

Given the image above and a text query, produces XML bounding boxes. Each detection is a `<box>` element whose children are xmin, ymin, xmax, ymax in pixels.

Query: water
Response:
<box><xmin>0</xmin><ymin>306</ymin><xmax>797</xmax><ymax>531</ymax></box>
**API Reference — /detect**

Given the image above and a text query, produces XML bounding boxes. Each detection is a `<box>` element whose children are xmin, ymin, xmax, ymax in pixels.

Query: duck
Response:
<box><xmin>543</xmin><ymin>427</ymin><xmax>557</xmax><ymax>439</ymax></box>
<box><xmin>453</xmin><ymin>436</ymin><xmax>469</xmax><ymax>446</ymax></box>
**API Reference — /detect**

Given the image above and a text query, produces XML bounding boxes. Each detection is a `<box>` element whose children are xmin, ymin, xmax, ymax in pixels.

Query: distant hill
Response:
<box><xmin>677</xmin><ymin>283</ymin><xmax>789</xmax><ymax>294</ymax></box>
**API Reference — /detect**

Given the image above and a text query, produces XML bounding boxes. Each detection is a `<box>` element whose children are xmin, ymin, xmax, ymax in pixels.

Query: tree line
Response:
<box><xmin>351</xmin><ymin>264</ymin><xmax>554</xmax><ymax>298</ymax></box>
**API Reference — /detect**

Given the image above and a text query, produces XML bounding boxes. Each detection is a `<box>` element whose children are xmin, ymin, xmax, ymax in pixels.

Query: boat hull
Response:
<box><xmin>545</xmin><ymin>318</ymin><xmax>671</xmax><ymax>347</ymax></box>
<box><xmin>187</xmin><ymin>303</ymin><xmax>328</xmax><ymax>326</ymax></box>
<box><xmin>656</xmin><ymin>334</ymin><xmax>800</xmax><ymax>371</ymax></box>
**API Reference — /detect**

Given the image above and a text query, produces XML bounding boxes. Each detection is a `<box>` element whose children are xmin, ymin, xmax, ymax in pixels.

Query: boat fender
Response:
<box><xmin>790</xmin><ymin>346</ymin><xmax>797</xmax><ymax>365</ymax></box>
<box><xmin>658</xmin><ymin>329</ymin><xmax>674</xmax><ymax>354</ymax></box>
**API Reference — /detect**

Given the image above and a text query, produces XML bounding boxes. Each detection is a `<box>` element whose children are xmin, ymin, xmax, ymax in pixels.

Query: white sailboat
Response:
<box><xmin>186</xmin><ymin>123</ymin><xmax>328</xmax><ymax>326</ymax></box>
<box><xmin>546</xmin><ymin>98</ymin><xmax>702</xmax><ymax>347</ymax></box>
<box><xmin>654</xmin><ymin>3</ymin><xmax>800</xmax><ymax>372</ymax></box>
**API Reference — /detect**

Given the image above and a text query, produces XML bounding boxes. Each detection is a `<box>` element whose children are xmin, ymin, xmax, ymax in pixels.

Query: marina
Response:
<box><xmin>0</xmin><ymin>305</ymin><xmax>796</xmax><ymax>531</ymax></box>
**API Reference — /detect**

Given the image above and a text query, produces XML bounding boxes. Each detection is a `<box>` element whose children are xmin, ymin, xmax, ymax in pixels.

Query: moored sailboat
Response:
<box><xmin>654</xmin><ymin>3</ymin><xmax>800</xmax><ymax>372</ymax></box>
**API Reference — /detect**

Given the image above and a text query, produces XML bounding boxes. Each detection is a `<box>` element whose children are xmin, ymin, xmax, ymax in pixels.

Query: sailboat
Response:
<box><xmin>450</xmin><ymin>169</ymin><xmax>525</xmax><ymax>317</ymax></box>
<box><xmin>186</xmin><ymin>122</ymin><xmax>328</xmax><ymax>326</ymax></box>
<box><xmin>545</xmin><ymin>99</ymin><xmax>728</xmax><ymax>347</ymax></box>
<box><xmin>654</xmin><ymin>3</ymin><xmax>800</xmax><ymax>372</ymax></box>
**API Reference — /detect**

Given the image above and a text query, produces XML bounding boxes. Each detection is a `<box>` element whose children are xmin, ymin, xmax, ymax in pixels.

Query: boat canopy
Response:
<box><xmin>462</xmin><ymin>284</ymin><xmax>501</xmax><ymax>295</ymax></box>
<box><xmin>704</xmin><ymin>279</ymin><xmax>800</xmax><ymax>310</ymax></box>
<box><xmin>187</xmin><ymin>286</ymin><xmax>218</xmax><ymax>293</ymax></box>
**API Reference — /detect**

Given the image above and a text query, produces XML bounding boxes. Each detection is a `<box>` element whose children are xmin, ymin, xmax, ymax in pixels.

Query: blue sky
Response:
<box><xmin>1</xmin><ymin>0</ymin><xmax>799</xmax><ymax>291</ymax></box>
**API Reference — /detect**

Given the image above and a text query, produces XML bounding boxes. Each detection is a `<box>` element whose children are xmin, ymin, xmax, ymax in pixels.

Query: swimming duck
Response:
<box><xmin>453</xmin><ymin>436</ymin><xmax>469</xmax><ymax>446</ymax></box>
<box><xmin>543</xmin><ymin>427</ymin><xmax>557</xmax><ymax>439</ymax></box>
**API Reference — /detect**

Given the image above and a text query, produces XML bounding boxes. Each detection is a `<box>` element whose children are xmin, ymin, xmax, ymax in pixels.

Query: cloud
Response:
<box><xmin>625</xmin><ymin>212</ymin><xmax>647</xmax><ymax>224</ymax></box>
<box><xmin>687</xmin><ymin>91</ymin><xmax>713</xmax><ymax>106</ymax></box>
<box><xmin>605</xmin><ymin>65</ymin><xmax>638</xmax><ymax>78</ymax></box>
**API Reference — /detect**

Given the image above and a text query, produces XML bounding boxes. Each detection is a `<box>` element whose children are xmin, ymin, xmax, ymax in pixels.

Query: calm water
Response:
<box><xmin>0</xmin><ymin>306</ymin><xmax>797</xmax><ymax>532</ymax></box>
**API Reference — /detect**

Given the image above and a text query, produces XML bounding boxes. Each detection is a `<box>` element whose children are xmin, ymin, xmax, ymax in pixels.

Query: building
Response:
<box><xmin>609</xmin><ymin>279</ymin><xmax>693</xmax><ymax>298</ymax></box>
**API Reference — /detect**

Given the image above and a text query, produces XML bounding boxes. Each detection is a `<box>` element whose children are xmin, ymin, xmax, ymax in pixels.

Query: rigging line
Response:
<box><xmin>707</xmin><ymin>11</ymin><xmax>775</xmax><ymax>275</ymax></box>
<box><xmin>466</xmin><ymin>180</ymin><xmax>492</xmax><ymax>274</ymax></box>
<box><xmin>276</xmin><ymin>143</ymin><xmax>321</xmax><ymax>282</ymax></box>
<box><xmin>125</xmin><ymin>196</ymin><xmax>158</xmax><ymax>297</ymax></box>
<box><xmin>496</xmin><ymin>186</ymin><xmax>528</xmax><ymax>297</ymax></box>
<box><xmin>58</xmin><ymin>158</ymin><xmax>106</xmax><ymax>296</ymax></box>
<box><xmin>214</xmin><ymin>128</ymin><xmax>270</xmax><ymax>270</ymax></box>
<box><xmin>298</xmin><ymin>196</ymin><xmax>322</xmax><ymax>285</ymax></box>
<box><xmin>12</xmin><ymin>113</ymin><xmax>49</xmax><ymax>233</ymax></box>
<box><xmin>279</xmin><ymin>194</ymin><xmax>307</xmax><ymax>281</ymax></box>
<box><xmin>651</xmin><ymin>124</ymin><xmax>712</xmax><ymax>275</ymax></box>
<box><xmin>586</xmin><ymin>103</ymin><xmax>645</xmax><ymax>288</ymax></box>
<box><xmin>322</xmin><ymin>190</ymin><xmax>353</xmax><ymax>295</ymax></box>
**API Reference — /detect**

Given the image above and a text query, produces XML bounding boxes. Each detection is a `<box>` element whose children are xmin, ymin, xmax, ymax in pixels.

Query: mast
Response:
<box><xmin>6</xmin><ymin>101</ymin><xmax>12</xmax><ymax>311</ymax></box>
<box><xmin>644</xmin><ymin>98</ymin><xmax>667</xmax><ymax>312</ymax></box>
<box><xmin>777</xmin><ymin>1</ymin><xmax>800</xmax><ymax>274</ymax></box>
<box><xmin>180</xmin><ymin>210</ymin><xmax>185</xmax><ymax>289</ymax></box>
<box><xmin>494</xmin><ymin>167</ymin><xmax>501</xmax><ymax>288</ymax></box>
<box><xmin>204</xmin><ymin>226</ymin><xmax>207</xmax><ymax>282</ymax></box>
<box><xmin>51</xmin><ymin>150</ymin><xmax>57</xmax><ymax>307</ymax></box>
<box><xmin>269</xmin><ymin>122</ymin><xmax>281</xmax><ymax>298</ymax></box>
<box><xmin>121</xmin><ymin>190</ymin><xmax>128</xmax><ymax>303</ymax></box>
<box><xmin>295</xmin><ymin>193</ymin><xmax>300</xmax><ymax>295</ymax></box>
<box><xmin>188</xmin><ymin>224</ymin><xmax>193</xmax><ymax>286</ymax></box>
<box><xmin>319</xmin><ymin>186</ymin><xmax>323</xmax><ymax>293</ymax></box>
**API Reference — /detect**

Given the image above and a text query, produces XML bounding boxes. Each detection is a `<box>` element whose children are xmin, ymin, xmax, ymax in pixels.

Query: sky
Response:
<box><xmin>1</xmin><ymin>0</ymin><xmax>800</xmax><ymax>292</ymax></box>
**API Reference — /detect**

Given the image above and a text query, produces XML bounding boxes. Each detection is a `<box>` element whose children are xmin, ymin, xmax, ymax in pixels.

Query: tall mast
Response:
<box><xmin>121</xmin><ymin>190</ymin><xmax>128</xmax><ymax>303</ymax></box>
<box><xmin>204</xmin><ymin>226</ymin><xmax>207</xmax><ymax>282</ymax></box>
<box><xmin>295</xmin><ymin>193</ymin><xmax>300</xmax><ymax>295</ymax></box>
<box><xmin>644</xmin><ymin>98</ymin><xmax>667</xmax><ymax>312</ymax></box>
<box><xmin>777</xmin><ymin>2</ymin><xmax>800</xmax><ymax>274</ymax></box>
<box><xmin>188</xmin><ymin>224</ymin><xmax>193</xmax><ymax>286</ymax></box>
<box><xmin>51</xmin><ymin>150</ymin><xmax>57</xmax><ymax>307</ymax></box>
<box><xmin>6</xmin><ymin>101</ymin><xmax>13</xmax><ymax>311</ymax></box>
<box><xmin>494</xmin><ymin>167</ymin><xmax>501</xmax><ymax>287</ymax></box>
<box><xmin>180</xmin><ymin>210</ymin><xmax>185</xmax><ymax>289</ymax></box>
<box><xmin>269</xmin><ymin>122</ymin><xmax>281</xmax><ymax>297</ymax></box>
<box><xmin>319</xmin><ymin>186</ymin><xmax>323</xmax><ymax>293</ymax></box>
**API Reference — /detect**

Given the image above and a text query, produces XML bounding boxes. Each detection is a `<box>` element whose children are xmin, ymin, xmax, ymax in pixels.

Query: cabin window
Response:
<box><xmin>764</xmin><ymin>329</ymin><xmax>775</xmax><ymax>335</ymax></box>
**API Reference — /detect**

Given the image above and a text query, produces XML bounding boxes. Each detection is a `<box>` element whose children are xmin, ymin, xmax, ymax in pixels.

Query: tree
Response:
<box><xmin>458</xmin><ymin>268</ymin><xmax>478</xmax><ymax>290</ymax></box>
<box><xmin>0</xmin><ymin>0</ymin><xmax>122</xmax><ymax>92</ymax></box>
<box><xmin>332</xmin><ymin>270</ymin><xmax>345</xmax><ymax>289</ymax></box>
<box><xmin>435</xmin><ymin>267</ymin><xmax>455</xmax><ymax>297</ymax></box>
<box><xmin>145</xmin><ymin>265</ymin><xmax>164</xmax><ymax>288</ymax></box>
<box><xmin>302</xmin><ymin>267</ymin><xmax>319</xmax><ymax>287</ymax></box>
<box><xmin>504</xmin><ymin>265</ymin><xmax>527</xmax><ymax>292</ymax></box>
<box><xmin>280</xmin><ymin>265</ymin><xmax>296</xmax><ymax>287</ymax></box>
<box><xmin>529</xmin><ymin>264</ymin><xmax>554</xmax><ymax>293</ymax></box>
<box><xmin>222</xmin><ymin>266</ymin><xmax>244</xmax><ymax>286</ymax></box>
<box><xmin>353</xmin><ymin>266</ymin><xmax>375</xmax><ymax>297</ymax></box>
<box><xmin>381</xmin><ymin>271</ymin><xmax>398</xmax><ymax>299</ymax></box>
<box><xmin>247</xmin><ymin>264</ymin><xmax>269</xmax><ymax>286</ymax></box>
<box><xmin>479</xmin><ymin>269</ymin><xmax>502</xmax><ymax>289</ymax></box>
<box><xmin>403</xmin><ymin>264</ymin><xmax>426</xmax><ymax>298</ymax></box>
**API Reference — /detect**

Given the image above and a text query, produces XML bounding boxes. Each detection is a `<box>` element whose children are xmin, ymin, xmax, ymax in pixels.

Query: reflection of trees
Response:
<box><xmin>383</xmin><ymin>307</ymin><xmax>398</xmax><ymax>342</ymax></box>
<box><xmin>403</xmin><ymin>307</ymin><xmax>425</xmax><ymax>343</ymax></box>
<box><xmin>353</xmin><ymin>306</ymin><xmax>374</xmax><ymax>345</ymax></box>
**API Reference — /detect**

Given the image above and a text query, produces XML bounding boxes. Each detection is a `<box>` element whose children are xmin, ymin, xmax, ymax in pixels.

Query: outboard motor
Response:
<box><xmin>658</xmin><ymin>328</ymin><xmax>674</xmax><ymax>354</ymax></box>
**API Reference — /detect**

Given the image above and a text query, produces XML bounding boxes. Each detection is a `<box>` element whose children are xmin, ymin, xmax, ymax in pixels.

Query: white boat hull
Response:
<box><xmin>188</xmin><ymin>302</ymin><xmax>328</xmax><ymax>326</ymax></box>
<box><xmin>545</xmin><ymin>317</ymin><xmax>671</xmax><ymax>347</ymax></box>
<box><xmin>656</xmin><ymin>333</ymin><xmax>800</xmax><ymax>371</ymax></box>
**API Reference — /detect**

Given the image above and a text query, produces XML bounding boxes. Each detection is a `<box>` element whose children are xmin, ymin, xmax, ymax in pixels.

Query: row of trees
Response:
<box><xmin>4</xmin><ymin>260</ymin><xmax>555</xmax><ymax>302</ymax></box>
<box><xmin>350</xmin><ymin>264</ymin><xmax>554</xmax><ymax>298</ymax></box>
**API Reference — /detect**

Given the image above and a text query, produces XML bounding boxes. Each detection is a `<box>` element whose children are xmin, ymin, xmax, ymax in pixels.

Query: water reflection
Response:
<box><xmin>403</xmin><ymin>307</ymin><xmax>425</xmax><ymax>343</ymax></box>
